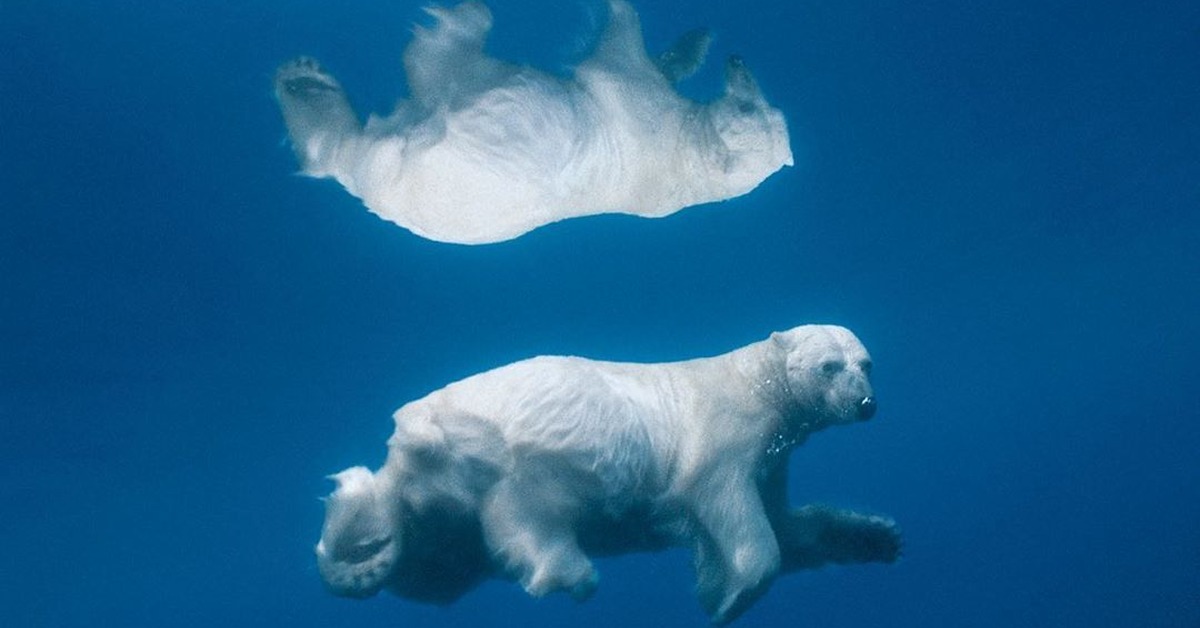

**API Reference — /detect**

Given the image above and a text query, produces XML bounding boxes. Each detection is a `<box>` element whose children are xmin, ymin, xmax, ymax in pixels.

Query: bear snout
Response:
<box><xmin>857</xmin><ymin>396</ymin><xmax>877</xmax><ymax>420</ymax></box>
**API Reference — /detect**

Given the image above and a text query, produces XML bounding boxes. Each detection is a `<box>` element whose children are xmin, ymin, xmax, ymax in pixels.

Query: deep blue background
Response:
<box><xmin>3</xmin><ymin>1</ymin><xmax>1198</xmax><ymax>626</ymax></box>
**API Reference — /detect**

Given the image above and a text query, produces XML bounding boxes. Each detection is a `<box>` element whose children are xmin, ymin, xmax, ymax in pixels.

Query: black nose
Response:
<box><xmin>857</xmin><ymin>396</ymin><xmax>877</xmax><ymax>420</ymax></box>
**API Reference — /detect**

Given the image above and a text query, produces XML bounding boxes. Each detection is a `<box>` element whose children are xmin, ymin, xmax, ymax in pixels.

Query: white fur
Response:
<box><xmin>315</xmin><ymin>325</ymin><xmax>898</xmax><ymax>624</ymax></box>
<box><xmin>275</xmin><ymin>1</ymin><xmax>792</xmax><ymax>244</ymax></box>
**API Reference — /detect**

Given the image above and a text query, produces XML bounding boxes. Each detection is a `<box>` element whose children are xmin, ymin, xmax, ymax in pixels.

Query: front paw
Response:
<box><xmin>811</xmin><ymin>506</ymin><xmax>902</xmax><ymax>565</ymax></box>
<box><xmin>520</xmin><ymin>551</ymin><xmax>599</xmax><ymax>600</ymax></box>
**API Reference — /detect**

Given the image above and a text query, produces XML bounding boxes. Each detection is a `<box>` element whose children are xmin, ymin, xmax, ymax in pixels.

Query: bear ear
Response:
<box><xmin>770</xmin><ymin>331</ymin><xmax>791</xmax><ymax>349</ymax></box>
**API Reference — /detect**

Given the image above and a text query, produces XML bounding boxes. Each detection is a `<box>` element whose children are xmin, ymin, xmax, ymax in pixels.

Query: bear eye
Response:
<box><xmin>859</xmin><ymin>360</ymin><xmax>873</xmax><ymax>375</ymax></box>
<box><xmin>820</xmin><ymin>360</ymin><xmax>844</xmax><ymax>375</ymax></box>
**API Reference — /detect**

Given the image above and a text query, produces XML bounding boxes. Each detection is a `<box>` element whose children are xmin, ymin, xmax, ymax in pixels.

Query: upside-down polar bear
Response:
<box><xmin>274</xmin><ymin>0</ymin><xmax>792</xmax><ymax>244</ymax></box>
<box><xmin>317</xmin><ymin>325</ymin><xmax>900</xmax><ymax>624</ymax></box>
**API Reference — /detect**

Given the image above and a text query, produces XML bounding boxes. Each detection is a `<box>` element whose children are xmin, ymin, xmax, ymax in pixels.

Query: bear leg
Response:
<box><xmin>690</xmin><ymin>475</ymin><xmax>780</xmax><ymax>625</ymax></box>
<box><xmin>316</xmin><ymin>467</ymin><xmax>401</xmax><ymax>598</ymax></box>
<box><xmin>759</xmin><ymin>459</ymin><xmax>901</xmax><ymax>573</ymax></box>
<box><xmin>274</xmin><ymin>57</ymin><xmax>361</xmax><ymax>177</ymax></box>
<box><xmin>481</xmin><ymin>473</ymin><xmax>598</xmax><ymax>600</ymax></box>
<box><xmin>655</xmin><ymin>27</ymin><xmax>712</xmax><ymax>83</ymax></box>
<box><xmin>777</xmin><ymin>504</ymin><xmax>902</xmax><ymax>571</ymax></box>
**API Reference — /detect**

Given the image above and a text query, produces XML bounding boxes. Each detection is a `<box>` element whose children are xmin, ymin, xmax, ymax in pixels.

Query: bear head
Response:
<box><xmin>771</xmin><ymin>325</ymin><xmax>876</xmax><ymax>429</ymax></box>
<box><xmin>708</xmin><ymin>56</ymin><xmax>793</xmax><ymax>192</ymax></box>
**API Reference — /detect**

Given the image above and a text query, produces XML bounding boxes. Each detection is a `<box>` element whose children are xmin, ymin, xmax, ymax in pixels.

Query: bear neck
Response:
<box><xmin>727</xmin><ymin>339</ymin><xmax>794</xmax><ymax>419</ymax></box>
<box><xmin>725</xmin><ymin>339</ymin><xmax>807</xmax><ymax>474</ymax></box>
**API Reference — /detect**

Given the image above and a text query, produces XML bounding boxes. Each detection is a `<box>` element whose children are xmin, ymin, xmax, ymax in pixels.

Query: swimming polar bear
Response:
<box><xmin>315</xmin><ymin>325</ymin><xmax>899</xmax><ymax>624</ymax></box>
<box><xmin>274</xmin><ymin>0</ymin><xmax>793</xmax><ymax>244</ymax></box>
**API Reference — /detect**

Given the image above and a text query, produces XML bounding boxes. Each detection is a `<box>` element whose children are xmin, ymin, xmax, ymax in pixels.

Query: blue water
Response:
<box><xmin>3</xmin><ymin>1</ymin><xmax>1198</xmax><ymax>626</ymax></box>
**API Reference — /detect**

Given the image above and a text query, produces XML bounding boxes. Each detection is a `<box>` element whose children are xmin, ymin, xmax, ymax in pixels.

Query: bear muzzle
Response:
<box><xmin>857</xmin><ymin>396</ymin><xmax>877</xmax><ymax>420</ymax></box>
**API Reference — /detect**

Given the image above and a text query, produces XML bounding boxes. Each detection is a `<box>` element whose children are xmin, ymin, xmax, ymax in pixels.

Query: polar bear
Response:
<box><xmin>315</xmin><ymin>325</ymin><xmax>899</xmax><ymax>624</ymax></box>
<box><xmin>274</xmin><ymin>0</ymin><xmax>792</xmax><ymax>244</ymax></box>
